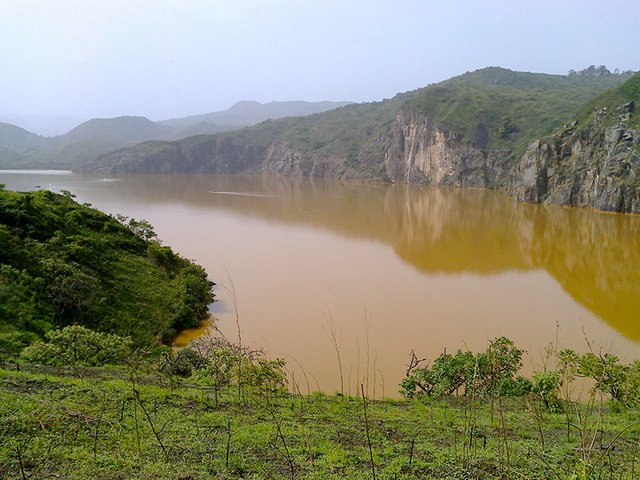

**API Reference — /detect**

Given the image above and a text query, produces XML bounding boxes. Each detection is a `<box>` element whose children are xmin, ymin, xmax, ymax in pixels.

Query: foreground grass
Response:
<box><xmin>1</xmin><ymin>365</ymin><xmax>640</xmax><ymax>480</ymax></box>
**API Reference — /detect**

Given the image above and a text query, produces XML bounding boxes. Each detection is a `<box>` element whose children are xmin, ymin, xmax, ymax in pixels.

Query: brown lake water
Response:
<box><xmin>3</xmin><ymin>170</ymin><xmax>640</xmax><ymax>398</ymax></box>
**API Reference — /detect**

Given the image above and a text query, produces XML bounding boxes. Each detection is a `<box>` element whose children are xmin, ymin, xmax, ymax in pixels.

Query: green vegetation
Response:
<box><xmin>401</xmin><ymin>337</ymin><xmax>530</xmax><ymax>398</ymax></box>
<box><xmin>82</xmin><ymin>67</ymin><xmax>633</xmax><ymax>178</ymax></box>
<box><xmin>252</xmin><ymin>67</ymin><xmax>632</xmax><ymax>162</ymax></box>
<box><xmin>0</xmin><ymin>103</ymin><xmax>353</xmax><ymax>170</ymax></box>
<box><xmin>0</xmin><ymin>187</ymin><xmax>213</xmax><ymax>350</ymax></box>
<box><xmin>3</xmin><ymin>334</ymin><xmax>640</xmax><ymax>479</ymax></box>
<box><xmin>401</xmin><ymin>67</ymin><xmax>633</xmax><ymax>159</ymax></box>
<box><xmin>574</xmin><ymin>72</ymin><xmax>640</xmax><ymax>129</ymax></box>
<box><xmin>402</xmin><ymin>338</ymin><xmax>640</xmax><ymax>409</ymax></box>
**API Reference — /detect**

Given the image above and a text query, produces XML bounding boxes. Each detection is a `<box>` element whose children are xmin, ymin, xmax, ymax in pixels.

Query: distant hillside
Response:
<box><xmin>0</xmin><ymin>116</ymin><xmax>176</xmax><ymax>169</ymax></box>
<box><xmin>0</xmin><ymin>122</ymin><xmax>52</xmax><ymax>153</ymax></box>
<box><xmin>0</xmin><ymin>114</ymin><xmax>83</xmax><ymax>136</ymax></box>
<box><xmin>83</xmin><ymin>67</ymin><xmax>633</xmax><ymax>207</ymax></box>
<box><xmin>168</xmin><ymin>121</ymin><xmax>239</xmax><ymax>139</ymax></box>
<box><xmin>161</xmin><ymin>100</ymin><xmax>353</xmax><ymax>128</ymax></box>
<box><xmin>0</xmin><ymin>188</ymin><xmax>213</xmax><ymax>346</ymax></box>
<box><xmin>0</xmin><ymin>146</ymin><xmax>28</xmax><ymax>164</ymax></box>
<box><xmin>60</xmin><ymin>116</ymin><xmax>174</xmax><ymax>144</ymax></box>
<box><xmin>0</xmin><ymin>102</ymin><xmax>352</xmax><ymax>169</ymax></box>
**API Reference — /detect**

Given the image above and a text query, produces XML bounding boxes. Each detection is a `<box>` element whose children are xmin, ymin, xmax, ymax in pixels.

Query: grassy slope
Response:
<box><xmin>574</xmin><ymin>72</ymin><xmax>640</xmax><ymax>129</ymax></box>
<box><xmin>1</xmin><ymin>365</ymin><xmax>639</xmax><ymax>480</ymax></box>
<box><xmin>402</xmin><ymin>67</ymin><xmax>633</xmax><ymax>159</ymax></box>
<box><xmin>0</xmin><ymin>188</ymin><xmax>213</xmax><ymax>346</ymax></box>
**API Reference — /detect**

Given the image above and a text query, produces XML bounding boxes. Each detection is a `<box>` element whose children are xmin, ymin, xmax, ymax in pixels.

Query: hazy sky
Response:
<box><xmin>1</xmin><ymin>0</ymin><xmax>639</xmax><ymax>121</ymax></box>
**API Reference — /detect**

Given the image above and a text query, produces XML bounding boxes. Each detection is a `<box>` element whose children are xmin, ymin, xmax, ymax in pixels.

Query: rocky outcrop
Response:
<box><xmin>261</xmin><ymin>142</ymin><xmax>345</xmax><ymax>178</ymax></box>
<box><xmin>512</xmin><ymin>119</ymin><xmax>640</xmax><ymax>212</ymax></box>
<box><xmin>383</xmin><ymin>112</ymin><xmax>510</xmax><ymax>188</ymax></box>
<box><xmin>82</xmin><ymin>136</ymin><xmax>270</xmax><ymax>174</ymax></box>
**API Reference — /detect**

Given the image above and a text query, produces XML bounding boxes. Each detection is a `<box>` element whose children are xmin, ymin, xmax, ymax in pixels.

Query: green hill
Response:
<box><xmin>401</xmin><ymin>66</ymin><xmax>633</xmax><ymax>158</ymax></box>
<box><xmin>574</xmin><ymin>71</ymin><xmax>640</xmax><ymax>128</ymax></box>
<box><xmin>83</xmin><ymin>67</ymin><xmax>632</xmax><ymax>182</ymax></box>
<box><xmin>0</xmin><ymin>146</ymin><xmax>28</xmax><ymax>165</ymax></box>
<box><xmin>0</xmin><ymin>103</ymin><xmax>354</xmax><ymax>169</ymax></box>
<box><xmin>0</xmin><ymin>187</ymin><xmax>213</xmax><ymax>349</ymax></box>
<box><xmin>0</xmin><ymin>117</ymin><xmax>175</xmax><ymax>169</ymax></box>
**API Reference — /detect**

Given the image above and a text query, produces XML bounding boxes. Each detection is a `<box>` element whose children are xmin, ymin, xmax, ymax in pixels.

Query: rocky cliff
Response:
<box><xmin>512</xmin><ymin>103</ymin><xmax>640</xmax><ymax>212</ymax></box>
<box><xmin>79</xmin><ymin>68</ymin><xmax>640</xmax><ymax>213</ymax></box>
<box><xmin>85</xmin><ymin>110</ymin><xmax>640</xmax><ymax>213</ymax></box>
<box><xmin>382</xmin><ymin>112</ymin><xmax>510</xmax><ymax>188</ymax></box>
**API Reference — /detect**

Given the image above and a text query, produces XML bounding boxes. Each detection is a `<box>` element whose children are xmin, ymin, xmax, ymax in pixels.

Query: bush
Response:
<box><xmin>0</xmin><ymin>331</ymin><xmax>39</xmax><ymax>358</ymax></box>
<box><xmin>531</xmin><ymin>370</ymin><xmax>562</xmax><ymax>411</ymax></box>
<box><xmin>21</xmin><ymin>325</ymin><xmax>131</xmax><ymax>367</ymax></box>
<box><xmin>401</xmin><ymin>337</ymin><xmax>525</xmax><ymax>398</ymax></box>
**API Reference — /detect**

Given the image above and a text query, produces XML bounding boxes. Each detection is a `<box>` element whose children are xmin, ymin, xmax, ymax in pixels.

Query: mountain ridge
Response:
<box><xmin>0</xmin><ymin>100</ymin><xmax>352</xmax><ymax>169</ymax></box>
<box><xmin>79</xmin><ymin>67</ymin><xmax>639</xmax><ymax>212</ymax></box>
<box><xmin>160</xmin><ymin>100</ymin><xmax>354</xmax><ymax>128</ymax></box>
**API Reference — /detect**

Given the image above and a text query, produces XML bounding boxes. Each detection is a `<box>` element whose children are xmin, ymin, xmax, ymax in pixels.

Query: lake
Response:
<box><xmin>2</xmin><ymin>170</ymin><xmax>640</xmax><ymax>398</ymax></box>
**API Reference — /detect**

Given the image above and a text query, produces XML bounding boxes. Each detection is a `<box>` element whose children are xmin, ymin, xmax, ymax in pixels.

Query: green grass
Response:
<box><xmin>2</xmin><ymin>364</ymin><xmax>640</xmax><ymax>479</ymax></box>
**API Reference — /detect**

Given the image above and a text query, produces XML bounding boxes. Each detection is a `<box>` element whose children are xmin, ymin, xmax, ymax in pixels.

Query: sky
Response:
<box><xmin>1</xmin><ymin>0</ymin><xmax>639</xmax><ymax>125</ymax></box>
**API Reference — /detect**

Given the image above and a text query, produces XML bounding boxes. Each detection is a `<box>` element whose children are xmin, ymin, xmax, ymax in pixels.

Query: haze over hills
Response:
<box><xmin>161</xmin><ymin>100</ymin><xmax>353</xmax><ymax>128</ymax></box>
<box><xmin>82</xmin><ymin>66</ymin><xmax>639</xmax><ymax>212</ymax></box>
<box><xmin>0</xmin><ymin>122</ymin><xmax>52</xmax><ymax>153</ymax></box>
<box><xmin>0</xmin><ymin>100</ymin><xmax>352</xmax><ymax>169</ymax></box>
<box><xmin>0</xmin><ymin>114</ymin><xmax>83</xmax><ymax>137</ymax></box>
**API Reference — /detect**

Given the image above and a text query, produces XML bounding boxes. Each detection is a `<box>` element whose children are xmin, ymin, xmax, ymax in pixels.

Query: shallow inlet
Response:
<box><xmin>3</xmin><ymin>171</ymin><xmax>640</xmax><ymax>397</ymax></box>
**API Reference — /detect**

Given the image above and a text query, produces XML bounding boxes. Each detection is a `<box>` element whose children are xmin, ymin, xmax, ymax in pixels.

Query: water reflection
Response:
<box><xmin>1</xmin><ymin>171</ymin><xmax>639</xmax><ymax>361</ymax></box>
<box><xmin>64</xmin><ymin>173</ymin><xmax>639</xmax><ymax>342</ymax></box>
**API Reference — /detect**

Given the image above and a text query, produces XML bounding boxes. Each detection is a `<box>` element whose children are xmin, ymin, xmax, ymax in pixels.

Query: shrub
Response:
<box><xmin>531</xmin><ymin>370</ymin><xmax>562</xmax><ymax>411</ymax></box>
<box><xmin>401</xmin><ymin>337</ymin><xmax>525</xmax><ymax>398</ymax></box>
<box><xmin>21</xmin><ymin>325</ymin><xmax>131</xmax><ymax>367</ymax></box>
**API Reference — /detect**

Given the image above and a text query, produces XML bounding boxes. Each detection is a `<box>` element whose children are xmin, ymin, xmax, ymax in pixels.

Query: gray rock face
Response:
<box><xmin>261</xmin><ymin>142</ymin><xmax>344</xmax><ymax>178</ymax></box>
<box><xmin>511</xmin><ymin>125</ymin><xmax>640</xmax><ymax>212</ymax></box>
<box><xmin>382</xmin><ymin>113</ymin><xmax>509</xmax><ymax>188</ymax></box>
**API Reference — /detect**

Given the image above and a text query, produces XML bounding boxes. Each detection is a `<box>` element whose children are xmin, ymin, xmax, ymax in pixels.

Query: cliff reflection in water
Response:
<box><xmin>38</xmin><ymin>173</ymin><xmax>640</xmax><ymax>343</ymax></box>
<box><xmin>384</xmin><ymin>186</ymin><xmax>640</xmax><ymax>341</ymax></box>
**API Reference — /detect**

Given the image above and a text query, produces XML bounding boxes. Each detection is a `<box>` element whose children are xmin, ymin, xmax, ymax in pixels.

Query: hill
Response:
<box><xmin>60</xmin><ymin>116</ymin><xmax>174</xmax><ymax>144</ymax></box>
<box><xmin>82</xmin><ymin>67</ymin><xmax>632</xmax><ymax>200</ymax></box>
<box><xmin>160</xmin><ymin>100</ymin><xmax>353</xmax><ymax>128</ymax></box>
<box><xmin>0</xmin><ymin>122</ymin><xmax>52</xmax><ymax>153</ymax></box>
<box><xmin>0</xmin><ymin>101</ymin><xmax>353</xmax><ymax>169</ymax></box>
<box><xmin>0</xmin><ymin>146</ymin><xmax>28</xmax><ymax>165</ymax></box>
<box><xmin>0</xmin><ymin>117</ymin><xmax>175</xmax><ymax>169</ymax></box>
<box><xmin>0</xmin><ymin>187</ymin><xmax>213</xmax><ymax>348</ymax></box>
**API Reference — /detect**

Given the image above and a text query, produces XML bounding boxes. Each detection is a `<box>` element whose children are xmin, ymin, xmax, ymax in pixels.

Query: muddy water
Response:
<box><xmin>3</xmin><ymin>171</ymin><xmax>640</xmax><ymax>397</ymax></box>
